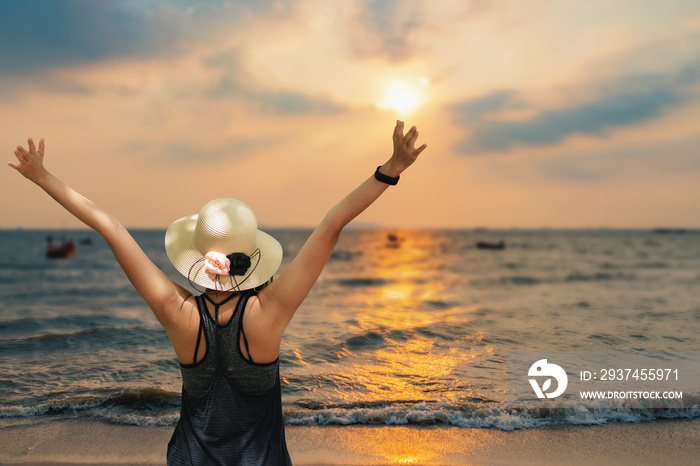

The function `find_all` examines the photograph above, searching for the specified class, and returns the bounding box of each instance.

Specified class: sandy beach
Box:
[0,419,697,465]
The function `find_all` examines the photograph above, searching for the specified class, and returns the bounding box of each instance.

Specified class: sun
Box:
[377,80,423,115]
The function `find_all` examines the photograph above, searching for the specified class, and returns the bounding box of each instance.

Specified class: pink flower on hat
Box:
[204,251,230,276]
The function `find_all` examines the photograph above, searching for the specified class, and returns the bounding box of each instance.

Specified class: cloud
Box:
[451,67,698,154]
[207,77,345,115]
[0,73,94,99]
[258,91,344,115]
[204,48,346,116]
[345,0,419,61]
[163,138,258,161]
[344,0,488,62]
[0,1,290,75]
[533,134,700,181]
[122,135,278,162]
[450,90,521,121]
[0,0,185,74]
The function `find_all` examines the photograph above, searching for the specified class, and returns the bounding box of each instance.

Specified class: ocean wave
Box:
[0,387,180,422]
[422,300,459,310]
[283,397,700,430]
[334,325,450,353]
[0,314,139,337]
[494,272,638,287]
[499,276,542,286]
[344,330,387,349]
[0,324,159,354]
[330,250,362,261]
[2,392,698,430]
[565,272,636,282]
[336,278,392,287]
[634,262,669,269]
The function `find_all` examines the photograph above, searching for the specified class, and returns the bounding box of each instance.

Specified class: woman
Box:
[8,121,427,465]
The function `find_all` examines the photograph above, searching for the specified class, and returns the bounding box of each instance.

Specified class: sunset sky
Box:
[2,0,699,229]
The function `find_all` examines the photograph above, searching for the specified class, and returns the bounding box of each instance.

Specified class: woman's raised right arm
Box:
[8,139,191,327]
[257,121,427,336]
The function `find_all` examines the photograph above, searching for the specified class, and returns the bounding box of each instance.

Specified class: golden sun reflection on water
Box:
[366,338,461,398]
[335,231,489,403]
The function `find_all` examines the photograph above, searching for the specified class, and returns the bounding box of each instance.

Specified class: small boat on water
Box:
[46,236,76,258]
[386,232,402,248]
[476,240,505,250]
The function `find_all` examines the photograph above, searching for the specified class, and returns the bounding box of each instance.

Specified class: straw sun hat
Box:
[165,198,283,291]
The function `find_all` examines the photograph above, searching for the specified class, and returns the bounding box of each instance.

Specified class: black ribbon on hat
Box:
[226,252,251,276]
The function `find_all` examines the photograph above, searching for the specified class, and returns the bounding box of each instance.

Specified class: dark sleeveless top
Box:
[167,290,292,465]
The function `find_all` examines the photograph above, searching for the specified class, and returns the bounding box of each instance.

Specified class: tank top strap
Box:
[191,296,205,365]
[191,295,217,365]
[200,291,239,309]
[197,291,255,365]
[236,292,257,364]
[227,290,258,361]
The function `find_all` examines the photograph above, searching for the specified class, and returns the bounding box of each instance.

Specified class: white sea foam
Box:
[283,398,700,431]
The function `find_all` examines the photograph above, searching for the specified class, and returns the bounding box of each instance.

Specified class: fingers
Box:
[392,121,427,160]
[12,150,27,171]
[38,138,45,156]
[406,127,419,147]
[394,120,405,141]
[8,139,42,173]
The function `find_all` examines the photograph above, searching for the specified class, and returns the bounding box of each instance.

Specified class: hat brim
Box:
[165,214,282,291]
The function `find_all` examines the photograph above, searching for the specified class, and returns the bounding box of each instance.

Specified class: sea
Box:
[1,228,699,431]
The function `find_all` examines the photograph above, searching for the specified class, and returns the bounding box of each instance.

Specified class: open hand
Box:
[387,120,427,175]
[8,138,48,184]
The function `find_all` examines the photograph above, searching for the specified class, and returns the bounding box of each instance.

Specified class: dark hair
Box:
[252,276,273,293]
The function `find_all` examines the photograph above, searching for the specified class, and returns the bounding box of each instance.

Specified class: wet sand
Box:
[0,419,698,465]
